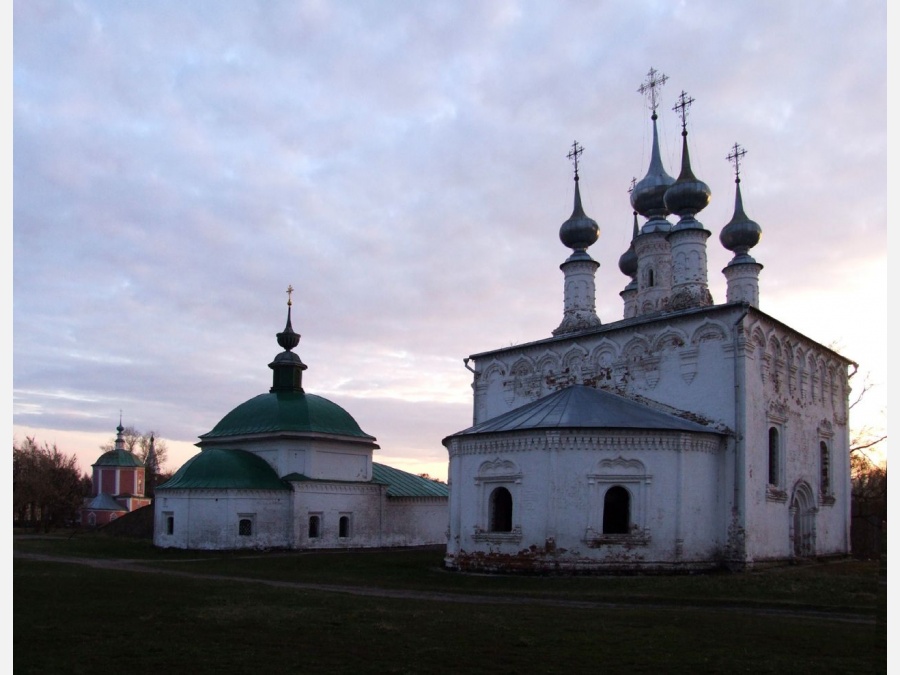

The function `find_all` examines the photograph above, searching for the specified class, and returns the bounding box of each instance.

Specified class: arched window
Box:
[602,486,630,534]
[88,513,96,527]
[768,427,780,486]
[648,268,655,287]
[308,515,320,539]
[339,515,351,538]
[489,487,513,532]
[820,441,830,494]
[238,518,252,536]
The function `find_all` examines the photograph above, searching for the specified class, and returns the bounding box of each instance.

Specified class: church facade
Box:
[81,421,152,527]
[153,296,448,551]
[443,72,853,572]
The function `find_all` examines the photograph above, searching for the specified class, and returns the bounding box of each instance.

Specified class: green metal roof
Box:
[157,448,290,491]
[200,391,375,441]
[93,449,144,468]
[371,462,449,498]
[283,464,448,498]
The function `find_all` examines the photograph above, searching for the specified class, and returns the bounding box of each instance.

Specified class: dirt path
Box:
[15,550,878,625]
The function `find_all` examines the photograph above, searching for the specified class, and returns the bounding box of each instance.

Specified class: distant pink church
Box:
[81,421,152,527]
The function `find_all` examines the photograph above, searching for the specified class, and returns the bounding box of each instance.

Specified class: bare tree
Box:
[848,371,887,558]
[100,426,168,470]
[13,438,86,531]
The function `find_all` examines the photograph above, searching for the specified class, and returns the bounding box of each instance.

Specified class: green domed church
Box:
[153,293,448,550]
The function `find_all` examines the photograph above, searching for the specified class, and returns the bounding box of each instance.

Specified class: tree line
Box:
[13,438,90,530]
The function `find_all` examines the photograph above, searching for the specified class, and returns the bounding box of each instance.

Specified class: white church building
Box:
[153,294,448,551]
[443,72,854,573]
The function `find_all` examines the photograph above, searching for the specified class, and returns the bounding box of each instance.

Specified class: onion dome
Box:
[720,179,762,261]
[720,144,761,262]
[269,286,308,393]
[630,112,675,229]
[559,142,599,252]
[618,211,639,278]
[665,93,710,229]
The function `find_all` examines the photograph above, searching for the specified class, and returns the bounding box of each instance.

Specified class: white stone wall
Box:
[201,436,374,482]
[381,498,449,547]
[446,429,725,571]
[739,315,852,562]
[472,306,741,429]
[153,489,292,550]
[291,482,384,548]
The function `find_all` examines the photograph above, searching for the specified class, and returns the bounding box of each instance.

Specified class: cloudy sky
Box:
[12,1,887,480]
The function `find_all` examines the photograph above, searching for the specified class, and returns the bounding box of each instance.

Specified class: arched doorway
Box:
[790,482,816,557]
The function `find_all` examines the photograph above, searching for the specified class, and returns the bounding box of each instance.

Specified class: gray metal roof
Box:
[444,385,721,442]
[84,493,127,511]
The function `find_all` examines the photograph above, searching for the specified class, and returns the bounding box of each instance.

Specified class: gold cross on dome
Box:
[638,67,668,113]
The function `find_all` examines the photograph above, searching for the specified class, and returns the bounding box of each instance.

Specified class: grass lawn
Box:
[14,533,886,674]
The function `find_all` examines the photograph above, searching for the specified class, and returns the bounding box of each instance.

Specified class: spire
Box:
[269,285,308,393]
[559,141,600,253]
[631,68,675,231]
[720,143,762,261]
[145,434,159,497]
[664,90,711,226]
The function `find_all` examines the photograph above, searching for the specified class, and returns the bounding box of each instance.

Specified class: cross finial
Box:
[566,141,584,180]
[673,90,694,131]
[638,67,668,115]
[286,284,294,307]
[726,143,748,181]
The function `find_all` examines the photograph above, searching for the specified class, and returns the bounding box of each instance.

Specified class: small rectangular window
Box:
[166,515,174,535]
[239,518,253,536]
[308,515,321,539]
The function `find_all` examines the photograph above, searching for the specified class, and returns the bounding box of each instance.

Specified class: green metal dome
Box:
[93,449,144,468]
[200,391,375,441]
[157,448,290,490]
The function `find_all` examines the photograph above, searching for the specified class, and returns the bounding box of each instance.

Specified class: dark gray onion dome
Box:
[269,293,308,393]
[618,211,639,278]
[720,179,762,261]
[665,128,710,228]
[559,178,599,251]
[630,113,675,223]
[276,308,301,351]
